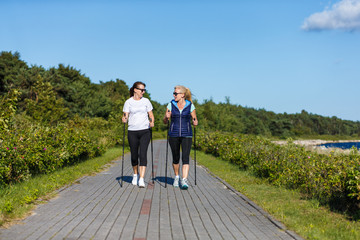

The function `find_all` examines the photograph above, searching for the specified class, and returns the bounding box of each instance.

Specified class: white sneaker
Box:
[173,176,180,187]
[139,178,145,188]
[132,174,138,185]
[181,178,189,190]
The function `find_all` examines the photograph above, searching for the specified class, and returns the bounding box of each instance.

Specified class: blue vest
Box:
[169,100,193,137]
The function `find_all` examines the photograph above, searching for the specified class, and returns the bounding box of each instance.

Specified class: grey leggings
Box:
[128,129,150,167]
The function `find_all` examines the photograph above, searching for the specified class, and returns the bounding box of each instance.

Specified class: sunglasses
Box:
[173,92,183,96]
[136,87,146,92]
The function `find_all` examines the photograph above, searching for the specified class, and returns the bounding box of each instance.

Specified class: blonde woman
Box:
[163,85,198,189]
[123,81,154,188]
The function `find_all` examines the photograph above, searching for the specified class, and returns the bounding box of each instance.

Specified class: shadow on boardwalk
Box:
[0,140,303,240]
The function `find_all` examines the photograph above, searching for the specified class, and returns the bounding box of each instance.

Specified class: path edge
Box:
[197,165,304,240]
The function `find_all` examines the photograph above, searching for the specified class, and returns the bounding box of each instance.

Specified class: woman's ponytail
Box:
[185,88,192,103]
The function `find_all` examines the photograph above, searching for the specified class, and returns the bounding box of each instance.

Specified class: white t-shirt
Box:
[123,97,153,131]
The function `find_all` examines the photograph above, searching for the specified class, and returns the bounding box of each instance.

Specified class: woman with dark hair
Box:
[122,81,154,188]
[163,85,198,189]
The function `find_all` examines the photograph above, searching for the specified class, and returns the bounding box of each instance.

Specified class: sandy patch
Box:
[273,139,360,155]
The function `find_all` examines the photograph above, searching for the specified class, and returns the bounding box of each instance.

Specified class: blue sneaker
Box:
[181,178,189,190]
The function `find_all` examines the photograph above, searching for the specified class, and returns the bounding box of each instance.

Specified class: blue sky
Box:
[2,0,360,121]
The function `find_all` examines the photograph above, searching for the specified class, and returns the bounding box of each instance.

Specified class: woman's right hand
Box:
[122,113,128,123]
[165,109,171,119]
[163,109,171,124]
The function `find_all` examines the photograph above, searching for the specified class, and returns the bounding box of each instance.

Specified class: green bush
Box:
[0,115,126,186]
[196,130,360,212]
[0,89,21,131]
[0,85,126,186]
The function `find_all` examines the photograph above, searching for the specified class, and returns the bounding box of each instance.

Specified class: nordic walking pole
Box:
[121,121,126,188]
[150,120,154,184]
[165,111,170,188]
[193,119,197,185]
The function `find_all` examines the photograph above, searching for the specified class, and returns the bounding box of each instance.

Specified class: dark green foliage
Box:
[1,51,360,139]
[195,99,360,138]
[25,75,69,124]
[151,100,167,132]
[0,51,28,93]
[47,64,102,117]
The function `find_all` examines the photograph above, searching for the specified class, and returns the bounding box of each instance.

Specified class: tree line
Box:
[196,99,360,138]
[1,51,359,138]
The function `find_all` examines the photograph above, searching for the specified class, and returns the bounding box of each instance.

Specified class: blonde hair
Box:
[175,85,192,103]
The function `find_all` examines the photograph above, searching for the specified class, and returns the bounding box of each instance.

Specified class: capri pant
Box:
[128,129,150,167]
[169,137,192,165]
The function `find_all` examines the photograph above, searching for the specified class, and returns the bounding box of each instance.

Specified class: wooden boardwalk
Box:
[0,140,302,240]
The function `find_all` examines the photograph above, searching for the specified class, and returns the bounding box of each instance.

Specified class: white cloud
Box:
[302,0,360,31]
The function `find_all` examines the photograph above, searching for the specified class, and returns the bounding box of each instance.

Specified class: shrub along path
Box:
[0,140,303,240]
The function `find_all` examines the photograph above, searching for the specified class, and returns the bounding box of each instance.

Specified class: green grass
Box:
[152,130,167,139]
[195,150,360,240]
[0,147,125,227]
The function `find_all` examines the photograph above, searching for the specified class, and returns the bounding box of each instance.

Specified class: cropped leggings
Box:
[169,137,192,165]
[128,129,150,167]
